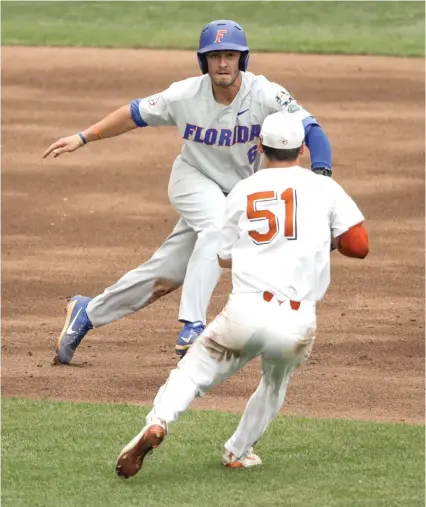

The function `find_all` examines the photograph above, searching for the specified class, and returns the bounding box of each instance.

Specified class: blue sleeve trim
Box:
[302,116,319,130]
[130,99,148,127]
[303,118,332,171]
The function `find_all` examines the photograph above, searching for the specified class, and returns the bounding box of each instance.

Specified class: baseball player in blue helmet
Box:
[44,19,332,367]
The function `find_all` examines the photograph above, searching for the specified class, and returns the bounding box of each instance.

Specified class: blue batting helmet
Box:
[197,20,250,74]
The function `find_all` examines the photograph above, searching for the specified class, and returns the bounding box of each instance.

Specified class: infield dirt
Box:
[2,47,424,423]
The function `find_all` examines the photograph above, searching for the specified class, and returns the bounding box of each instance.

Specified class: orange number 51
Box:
[247,188,297,244]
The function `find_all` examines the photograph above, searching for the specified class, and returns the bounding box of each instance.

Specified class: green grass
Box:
[2,398,424,507]
[1,1,424,56]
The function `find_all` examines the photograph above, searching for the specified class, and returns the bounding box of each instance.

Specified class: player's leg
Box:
[55,218,197,364]
[116,338,253,478]
[87,217,197,326]
[168,158,227,356]
[116,297,257,478]
[147,294,259,425]
[149,336,251,422]
[224,306,316,462]
[223,357,296,466]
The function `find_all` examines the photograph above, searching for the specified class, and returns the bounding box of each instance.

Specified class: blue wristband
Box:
[77,132,87,145]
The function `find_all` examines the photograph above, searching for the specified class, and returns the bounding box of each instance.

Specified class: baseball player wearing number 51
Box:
[43,20,332,364]
[115,113,368,478]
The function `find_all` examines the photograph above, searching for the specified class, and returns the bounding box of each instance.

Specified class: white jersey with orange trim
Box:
[219,166,365,301]
[134,72,312,193]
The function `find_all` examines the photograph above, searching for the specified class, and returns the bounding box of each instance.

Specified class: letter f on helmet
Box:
[214,29,227,43]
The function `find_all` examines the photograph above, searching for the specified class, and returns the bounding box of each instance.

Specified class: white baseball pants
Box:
[146,292,316,458]
[87,157,226,327]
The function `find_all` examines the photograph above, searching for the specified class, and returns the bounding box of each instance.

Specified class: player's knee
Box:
[150,277,181,302]
[293,333,315,366]
[203,335,241,362]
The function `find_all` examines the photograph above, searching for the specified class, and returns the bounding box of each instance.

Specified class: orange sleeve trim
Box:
[338,223,369,259]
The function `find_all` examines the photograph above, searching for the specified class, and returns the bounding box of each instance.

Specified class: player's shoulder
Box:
[247,73,293,107]
[164,75,207,102]
[228,177,248,197]
[306,171,346,197]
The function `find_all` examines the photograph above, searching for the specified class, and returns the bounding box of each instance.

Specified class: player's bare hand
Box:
[43,135,83,159]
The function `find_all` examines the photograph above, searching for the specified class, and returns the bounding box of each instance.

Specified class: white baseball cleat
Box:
[116,423,166,479]
[222,448,262,468]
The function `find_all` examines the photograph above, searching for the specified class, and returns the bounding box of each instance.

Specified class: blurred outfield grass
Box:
[1,1,424,56]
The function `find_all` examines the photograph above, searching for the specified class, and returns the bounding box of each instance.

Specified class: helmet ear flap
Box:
[198,54,208,74]
[239,51,249,71]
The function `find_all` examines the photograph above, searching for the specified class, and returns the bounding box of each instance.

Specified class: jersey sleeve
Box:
[265,81,313,122]
[218,185,245,260]
[330,181,365,238]
[130,89,175,127]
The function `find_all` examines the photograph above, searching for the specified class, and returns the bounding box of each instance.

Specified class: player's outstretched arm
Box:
[43,104,136,159]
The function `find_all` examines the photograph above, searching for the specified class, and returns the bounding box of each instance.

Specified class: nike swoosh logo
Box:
[237,109,249,117]
[66,307,83,335]
[180,335,192,344]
